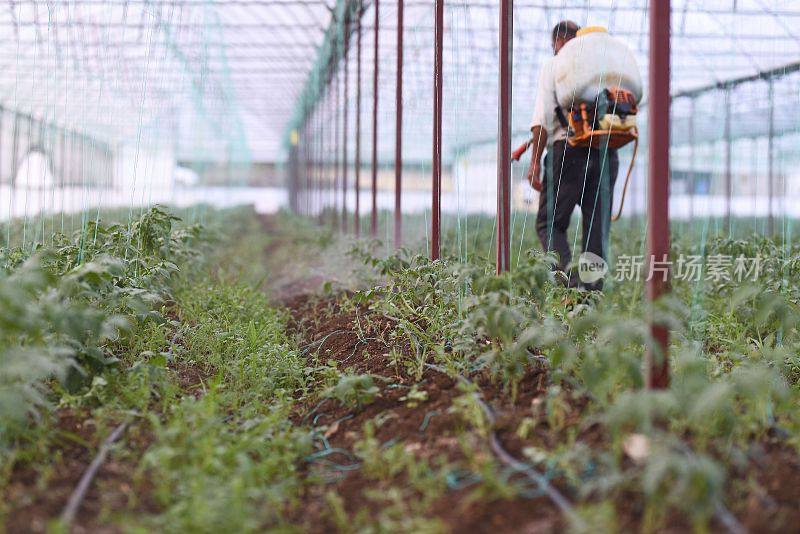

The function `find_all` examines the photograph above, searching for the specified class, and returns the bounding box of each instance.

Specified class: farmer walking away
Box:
[520,20,642,289]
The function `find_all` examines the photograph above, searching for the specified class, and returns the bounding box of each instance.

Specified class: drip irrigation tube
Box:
[60,421,128,527]
[424,362,747,534]
[423,363,583,528]
[59,326,182,526]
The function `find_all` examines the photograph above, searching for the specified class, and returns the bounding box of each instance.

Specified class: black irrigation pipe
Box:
[423,363,583,528]
[426,361,748,534]
[59,323,186,526]
[306,411,361,474]
[60,421,128,526]
[419,410,438,432]
[340,336,388,364]
[299,329,349,354]
[301,397,330,425]
[716,503,748,534]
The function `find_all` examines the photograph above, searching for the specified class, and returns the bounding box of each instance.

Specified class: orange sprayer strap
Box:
[611,129,638,222]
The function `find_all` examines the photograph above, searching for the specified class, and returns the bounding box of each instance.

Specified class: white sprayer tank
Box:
[553,27,642,109]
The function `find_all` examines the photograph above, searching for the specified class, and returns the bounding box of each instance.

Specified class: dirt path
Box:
[283,294,566,533]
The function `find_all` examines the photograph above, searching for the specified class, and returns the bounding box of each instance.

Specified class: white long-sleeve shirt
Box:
[530,57,567,142]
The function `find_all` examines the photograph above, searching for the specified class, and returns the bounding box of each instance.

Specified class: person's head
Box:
[552,20,580,55]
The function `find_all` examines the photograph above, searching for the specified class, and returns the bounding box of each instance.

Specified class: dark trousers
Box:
[535,141,618,285]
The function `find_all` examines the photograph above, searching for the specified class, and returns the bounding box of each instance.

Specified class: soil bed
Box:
[284,293,566,533]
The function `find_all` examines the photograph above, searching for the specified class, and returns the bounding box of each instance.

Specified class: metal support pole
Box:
[334,69,341,231]
[289,141,299,213]
[306,118,311,217]
[316,105,322,219]
[298,126,304,215]
[724,86,732,233]
[305,122,312,216]
[318,90,326,224]
[767,78,775,235]
[319,104,324,219]
[355,4,362,237]
[370,0,379,237]
[394,0,404,248]
[431,0,444,260]
[496,0,512,273]
[302,127,308,215]
[342,28,350,233]
[312,119,316,217]
[330,80,336,226]
[646,0,671,390]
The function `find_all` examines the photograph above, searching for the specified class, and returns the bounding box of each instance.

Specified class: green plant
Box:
[325,373,380,408]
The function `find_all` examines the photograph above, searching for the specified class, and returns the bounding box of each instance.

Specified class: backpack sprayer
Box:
[513,27,641,222]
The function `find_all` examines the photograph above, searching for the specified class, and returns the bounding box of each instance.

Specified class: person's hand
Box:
[527,161,542,192]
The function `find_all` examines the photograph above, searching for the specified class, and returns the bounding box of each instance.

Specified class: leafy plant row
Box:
[0,207,203,441]
[345,229,800,529]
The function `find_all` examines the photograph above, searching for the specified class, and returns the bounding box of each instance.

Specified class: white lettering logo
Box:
[578,251,608,284]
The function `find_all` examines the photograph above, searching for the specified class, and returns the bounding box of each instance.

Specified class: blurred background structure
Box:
[0,0,799,248]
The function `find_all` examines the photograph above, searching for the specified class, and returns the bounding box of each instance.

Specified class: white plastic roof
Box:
[0,0,798,165]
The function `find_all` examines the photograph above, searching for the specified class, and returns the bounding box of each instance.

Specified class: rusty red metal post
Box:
[304,122,310,215]
[354,4,362,237]
[288,143,298,213]
[309,121,314,217]
[370,0,380,237]
[305,121,310,217]
[314,105,321,219]
[394,0,404,248]
[310,122,314,217]
[431,0,444,260]
[342,31,350,233]
[318,89,326,224]
[317,93,328,224]
[496,0,512,273]
[318,104,323,219]
[334,69,341,231]
[327,78,335,227]
[646,0,671,389]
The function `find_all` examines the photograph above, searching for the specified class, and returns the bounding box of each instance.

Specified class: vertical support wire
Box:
[646,0,671,389]
[432,0,444,260]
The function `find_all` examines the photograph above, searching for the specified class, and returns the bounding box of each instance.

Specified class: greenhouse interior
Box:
[2,1,800,532]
